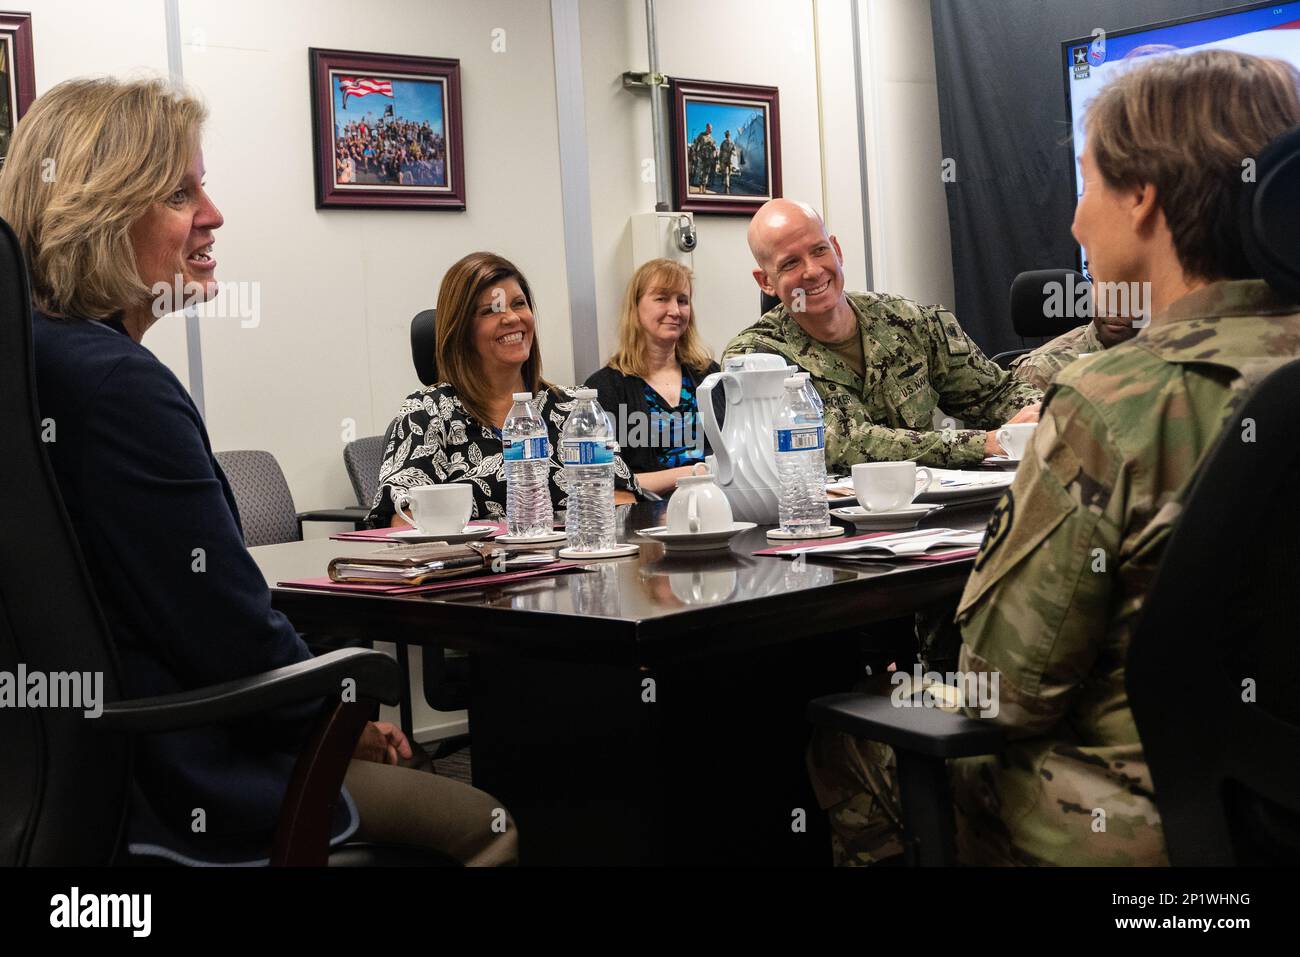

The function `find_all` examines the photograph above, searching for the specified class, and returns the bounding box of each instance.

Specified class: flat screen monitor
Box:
[1063,1,1300,278]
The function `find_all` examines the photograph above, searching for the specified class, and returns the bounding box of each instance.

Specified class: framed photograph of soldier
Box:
[309,47,465,210]
[669,77,781,215]
[0,11,35,169]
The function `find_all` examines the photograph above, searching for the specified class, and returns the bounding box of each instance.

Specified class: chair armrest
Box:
[299,506,369,525]
[807,692,1004,759]
[990,349,1031,371]
[97,647,400,733]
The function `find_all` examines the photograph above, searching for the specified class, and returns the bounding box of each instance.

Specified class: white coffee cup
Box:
[395,484,473,535]
[851,462,933,512]
[995,423,1037,459]
[666,463,733,534]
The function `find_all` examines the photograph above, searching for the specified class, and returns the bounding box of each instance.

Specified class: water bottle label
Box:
[774,426,824,453]
[560,439,615,465]
[503,436,549,461]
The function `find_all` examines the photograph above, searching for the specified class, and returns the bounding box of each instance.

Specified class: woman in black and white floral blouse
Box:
[369,252,641,526]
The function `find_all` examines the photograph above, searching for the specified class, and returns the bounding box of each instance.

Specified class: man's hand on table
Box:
[984,403,1041,457]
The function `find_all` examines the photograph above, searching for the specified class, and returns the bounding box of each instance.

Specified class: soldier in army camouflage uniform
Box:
[1010,308,1137,392]
[808,48,1300,866]
[725,198,1042,473]
[690,123,717,194]
[717,130,737,194]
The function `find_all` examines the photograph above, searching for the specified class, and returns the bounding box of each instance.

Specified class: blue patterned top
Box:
[642,380,706,469]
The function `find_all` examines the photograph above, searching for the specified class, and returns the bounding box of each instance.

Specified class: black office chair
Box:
[214,449,365,545]
[0,215,433,866]
[411,308,438,386]
[1129,125,1300,866]
[1128,359,1300,865]
[988,349,1027,370]
[987,348,1019,369]
[990,269,1092,368]
[1240,123,1300,303]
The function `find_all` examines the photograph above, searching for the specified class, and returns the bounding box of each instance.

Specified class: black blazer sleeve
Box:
[84,352,314,692]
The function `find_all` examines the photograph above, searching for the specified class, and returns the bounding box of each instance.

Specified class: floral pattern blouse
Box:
[368,384,642,525]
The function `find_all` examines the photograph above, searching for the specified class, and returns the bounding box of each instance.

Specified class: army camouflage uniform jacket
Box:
[1009,321,1104,392]
[954,279,1300,865]
[723,292,1042,471]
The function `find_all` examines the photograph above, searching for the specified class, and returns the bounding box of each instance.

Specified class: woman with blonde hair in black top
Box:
[585,258,723,496]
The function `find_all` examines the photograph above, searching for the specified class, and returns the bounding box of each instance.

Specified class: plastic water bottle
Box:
[560,388,617,551]
[774,375,831,535]
[795,371,824,415]
[503,391,553,538]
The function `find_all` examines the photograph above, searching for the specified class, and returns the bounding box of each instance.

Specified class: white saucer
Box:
[765,525,847,541]
[830,503,944,531]
[638,522,757,553]
[982,455,1022,468]
[496,530,568,545]
[558,543,641,560]
[390,524,498,544]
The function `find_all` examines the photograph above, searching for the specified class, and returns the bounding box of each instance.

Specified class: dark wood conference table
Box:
[251,500,994,866]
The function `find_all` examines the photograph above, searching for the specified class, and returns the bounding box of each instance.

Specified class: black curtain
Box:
[929,0,1250,353]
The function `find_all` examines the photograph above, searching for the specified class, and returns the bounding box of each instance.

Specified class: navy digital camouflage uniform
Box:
[808,279,1300,865]
[723,292,1042,472]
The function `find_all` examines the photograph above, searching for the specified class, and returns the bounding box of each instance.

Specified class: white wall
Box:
[858,0,955,310]
[814,0,870,296]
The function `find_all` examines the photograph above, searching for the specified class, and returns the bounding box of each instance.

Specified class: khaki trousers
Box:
[343,759,519,866]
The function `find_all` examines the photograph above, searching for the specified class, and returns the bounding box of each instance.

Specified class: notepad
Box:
[327,541,494,584]
[757,527,984,562]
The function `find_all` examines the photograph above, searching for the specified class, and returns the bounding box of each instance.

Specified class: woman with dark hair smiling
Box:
[370,251,640,526]
[0,76,516,866]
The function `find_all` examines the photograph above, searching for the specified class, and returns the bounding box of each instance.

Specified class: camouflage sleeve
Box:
[722,329,764,359]
[822,409,988,471]
[924,306,1042,428]
[953,384,1124,737]
[1008,352,1054,393]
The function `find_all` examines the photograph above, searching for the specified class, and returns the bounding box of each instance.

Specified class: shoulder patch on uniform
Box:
[939,313,972,356]
[972,489,1013,572]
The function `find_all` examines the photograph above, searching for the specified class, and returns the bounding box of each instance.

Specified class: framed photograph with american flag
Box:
[309,47,465,210]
